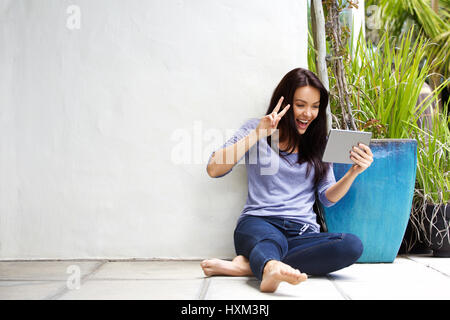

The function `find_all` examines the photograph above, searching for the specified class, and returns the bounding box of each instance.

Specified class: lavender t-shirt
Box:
[207,118,337,232]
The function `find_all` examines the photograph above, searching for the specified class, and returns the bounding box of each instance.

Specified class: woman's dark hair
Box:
[265,67,329,188]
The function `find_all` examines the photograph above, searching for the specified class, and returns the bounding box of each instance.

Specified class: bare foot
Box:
[260,260,307,293]
[201,255,253,277]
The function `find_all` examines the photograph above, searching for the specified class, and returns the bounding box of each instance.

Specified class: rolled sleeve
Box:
[317,163,337,207]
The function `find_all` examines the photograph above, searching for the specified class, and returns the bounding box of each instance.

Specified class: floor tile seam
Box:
[0,261,110,293]
[0,280,68,288]
[405,256,450,278]
[325,275,352,300]
[198,278,211,300]
[80,260,109,281]
[44,260,108,300]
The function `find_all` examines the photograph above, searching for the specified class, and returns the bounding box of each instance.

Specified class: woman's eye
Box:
[296,105,304,108]
[313,105,320,108]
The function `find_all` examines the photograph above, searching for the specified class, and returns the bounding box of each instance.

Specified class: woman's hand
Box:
[325,143,374,203]
[256,96,290,138]
[349,143,374,175]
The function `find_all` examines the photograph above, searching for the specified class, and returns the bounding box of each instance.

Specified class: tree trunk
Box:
[325,0,357,131]
[312,0,332,133]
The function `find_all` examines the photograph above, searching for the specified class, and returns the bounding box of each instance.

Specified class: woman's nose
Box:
[303,107,312,117]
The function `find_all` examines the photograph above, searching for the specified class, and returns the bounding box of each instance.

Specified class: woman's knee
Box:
[283,232,362,275]
[234,218,288,257]
[235,230,288,258]
[341,233,363,262]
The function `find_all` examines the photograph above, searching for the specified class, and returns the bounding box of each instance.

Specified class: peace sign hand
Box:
[256,96,291,138]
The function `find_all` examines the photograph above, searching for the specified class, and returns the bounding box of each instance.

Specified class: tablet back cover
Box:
[322,129,372,164]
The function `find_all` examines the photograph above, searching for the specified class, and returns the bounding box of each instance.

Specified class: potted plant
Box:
[365,0,450,256]
[406,108,450,257]
[314,0,445,262]
[309,1,447,262]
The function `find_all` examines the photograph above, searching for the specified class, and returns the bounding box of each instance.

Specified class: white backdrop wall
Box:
[0,0,308,259]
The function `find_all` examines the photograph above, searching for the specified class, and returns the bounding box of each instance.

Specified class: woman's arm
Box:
[207,129,261,178]
[324,169,359,203]
[324,143,374,203]
[207,97,291,178]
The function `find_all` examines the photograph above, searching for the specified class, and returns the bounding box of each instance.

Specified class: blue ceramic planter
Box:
[322,139,418,263]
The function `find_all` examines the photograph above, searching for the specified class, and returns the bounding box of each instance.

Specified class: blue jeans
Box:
[234,215,363,280]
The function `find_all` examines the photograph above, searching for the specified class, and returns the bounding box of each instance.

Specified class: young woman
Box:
[203,68,373,293]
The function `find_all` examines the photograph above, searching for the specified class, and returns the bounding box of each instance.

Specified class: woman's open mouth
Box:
[296,119,309,130]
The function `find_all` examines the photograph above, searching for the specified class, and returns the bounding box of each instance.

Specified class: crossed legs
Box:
[201,255,252,277]
[201,255,307,293]
[201,216,308,292]
[201,216,363,293]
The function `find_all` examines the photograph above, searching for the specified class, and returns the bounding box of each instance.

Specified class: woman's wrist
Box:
[252,128,266,140]
[325,169,358,203]
[347,167,360,179]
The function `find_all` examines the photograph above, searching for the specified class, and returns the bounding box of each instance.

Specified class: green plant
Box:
[345,26,447,139]
[375,0,450,111]
[405,105,450,247]
[307,31,317,74]
[409,112,449,205]
[377,0,450,79]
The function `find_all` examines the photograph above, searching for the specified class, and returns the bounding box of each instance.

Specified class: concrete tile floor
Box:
[0,254,449,300]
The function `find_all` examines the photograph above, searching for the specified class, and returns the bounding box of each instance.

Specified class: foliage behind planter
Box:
[407,108,449,250]
[341,27,445,139]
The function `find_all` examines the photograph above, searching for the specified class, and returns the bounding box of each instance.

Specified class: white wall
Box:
[0,0,308,259]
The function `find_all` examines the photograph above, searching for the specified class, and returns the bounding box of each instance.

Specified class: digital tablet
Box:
[322,129,372,164]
